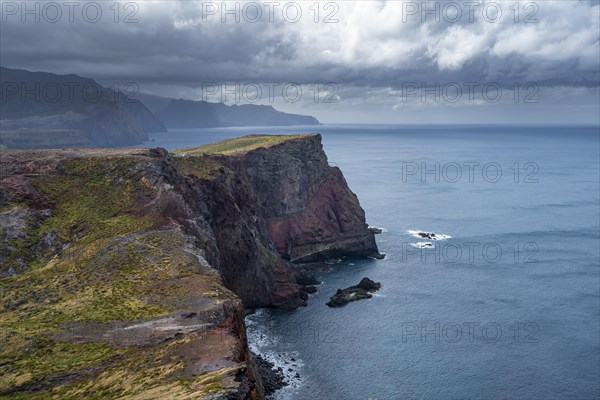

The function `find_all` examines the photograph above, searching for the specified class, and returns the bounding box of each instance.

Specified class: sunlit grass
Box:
[174,134,312,155]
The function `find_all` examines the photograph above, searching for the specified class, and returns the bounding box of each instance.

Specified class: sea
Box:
[139,124,600,400]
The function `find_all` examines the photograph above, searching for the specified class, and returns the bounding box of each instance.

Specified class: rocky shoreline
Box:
[0,134,381,399]
[252,353,287,396]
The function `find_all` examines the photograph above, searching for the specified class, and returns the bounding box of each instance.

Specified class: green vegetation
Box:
[174,134,310,155]
[31,157,152,245]
[0,341,120,397]
[0,332,236,399]
[2,156,155,277]
[0,155,237,398]
[173,155,222,179]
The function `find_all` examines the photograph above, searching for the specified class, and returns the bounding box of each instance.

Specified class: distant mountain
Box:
[0,67,320,148]
[135,93,320,129]
[215,103,320,127]
[157,99,220,128]
[0,67,166,148]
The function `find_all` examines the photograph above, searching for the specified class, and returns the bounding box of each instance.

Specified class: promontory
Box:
[0,134,380,399]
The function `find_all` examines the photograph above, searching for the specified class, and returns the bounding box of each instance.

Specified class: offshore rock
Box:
[326,278,382,307]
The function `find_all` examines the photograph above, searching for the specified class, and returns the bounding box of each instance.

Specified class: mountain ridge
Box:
[0,66,166,148]
[0,67,320,149]
[139,93,320,129]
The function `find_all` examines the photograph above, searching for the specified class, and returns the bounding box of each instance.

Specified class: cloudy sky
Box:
[1,0,599,124]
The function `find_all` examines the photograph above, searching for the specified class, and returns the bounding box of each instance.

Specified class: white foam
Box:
[407,230,452,241]
[410,242,434,249]
[370,226,388,232]
[368,253,386,260]
[245,311,305,399]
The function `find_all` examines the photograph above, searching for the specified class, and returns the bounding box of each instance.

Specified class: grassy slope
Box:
[0,155,244,399]
[174,134,312,155]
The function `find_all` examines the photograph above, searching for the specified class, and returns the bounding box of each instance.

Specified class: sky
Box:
[1,0,599,124]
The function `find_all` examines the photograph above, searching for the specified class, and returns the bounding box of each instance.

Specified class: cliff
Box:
[0,134,380,398]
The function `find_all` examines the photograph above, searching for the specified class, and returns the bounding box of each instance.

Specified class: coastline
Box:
[0,134,380,398]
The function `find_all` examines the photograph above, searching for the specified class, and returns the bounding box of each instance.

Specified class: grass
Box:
[0,226,230,397]
[0,232,183,395]
[1,157,184,395]
[172,155,222,179]
[0,341,119,394]
[0,152,248,398]
[2,156,154,277]
[174,134,312,155]
[31,156,154,245]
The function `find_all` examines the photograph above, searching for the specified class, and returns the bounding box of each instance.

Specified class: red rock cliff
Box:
[177,134,381,308]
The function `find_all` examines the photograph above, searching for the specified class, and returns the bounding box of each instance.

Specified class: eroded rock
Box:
[326,278,382,307]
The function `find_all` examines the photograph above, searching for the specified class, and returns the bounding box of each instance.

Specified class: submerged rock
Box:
[368,226,383,234]
[304,285,318,294]
[299,290,309,301]
[326,277,382,307]
[409,230,451,241]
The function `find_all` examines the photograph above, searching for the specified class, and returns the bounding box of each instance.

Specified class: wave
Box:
[410,242,434,249]
[245,311,304,399]
[407,230,452,241]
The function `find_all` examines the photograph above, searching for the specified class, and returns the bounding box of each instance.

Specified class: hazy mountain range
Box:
[136,93,320,129]
[0,67,319,148]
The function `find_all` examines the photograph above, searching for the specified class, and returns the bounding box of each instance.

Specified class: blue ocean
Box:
[142,125,600,400]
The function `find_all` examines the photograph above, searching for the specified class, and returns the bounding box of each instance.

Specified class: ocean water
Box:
[142,125,600,400]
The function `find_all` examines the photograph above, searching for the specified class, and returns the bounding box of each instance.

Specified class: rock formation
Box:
[0,134,380,398]
[326,278,382,307]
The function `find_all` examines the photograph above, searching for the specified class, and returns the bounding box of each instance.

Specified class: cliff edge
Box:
[175,134,381,308]
[0,134,380,398]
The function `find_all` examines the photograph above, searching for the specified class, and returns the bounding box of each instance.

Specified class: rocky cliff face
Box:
[0,134,380,398]
[174,134,381,308]
[231,135,379,263]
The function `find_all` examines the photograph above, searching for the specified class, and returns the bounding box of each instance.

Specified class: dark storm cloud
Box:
[1,1,598,98]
